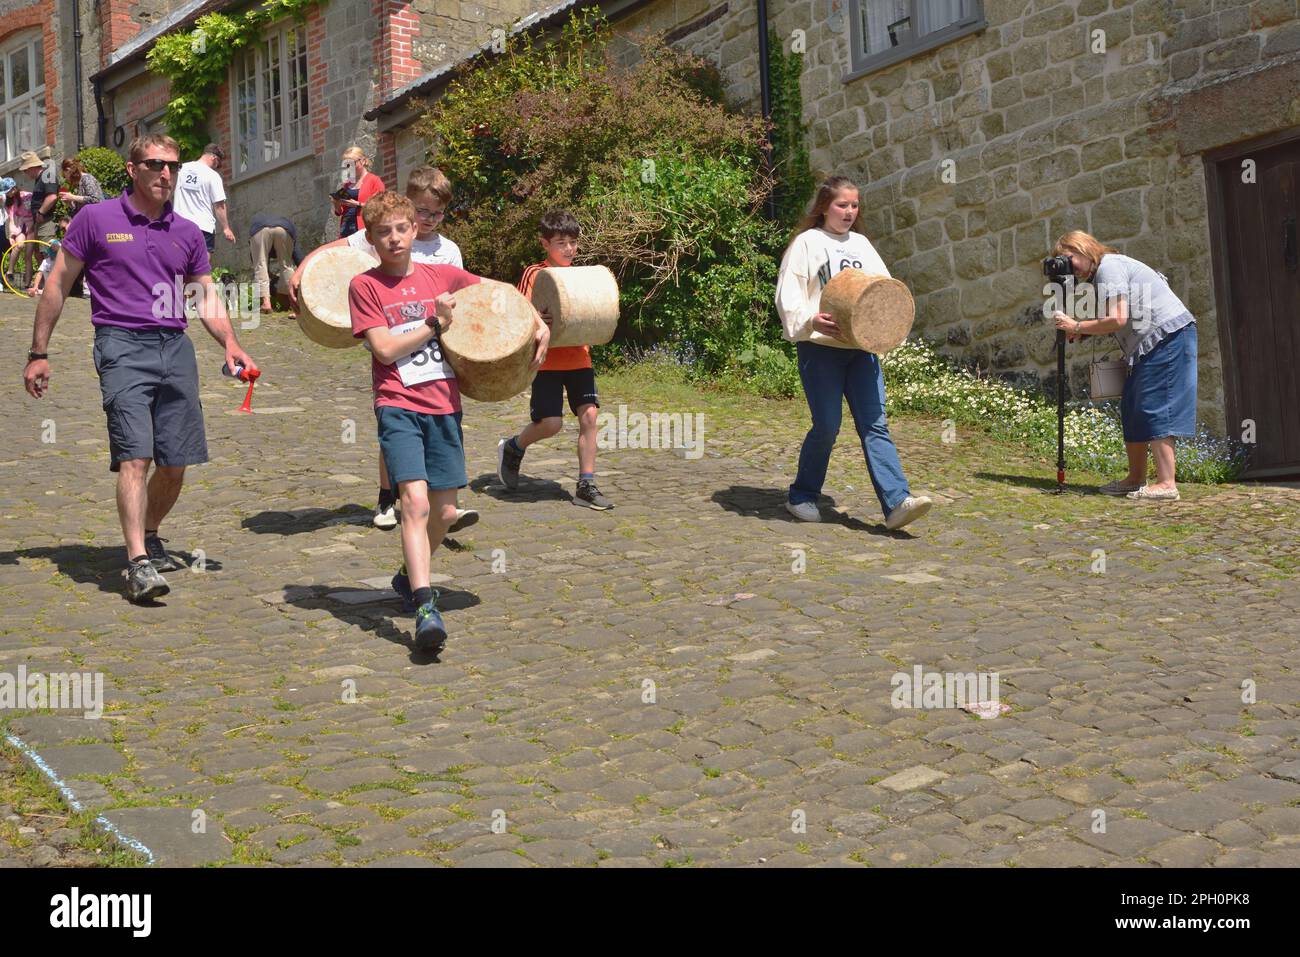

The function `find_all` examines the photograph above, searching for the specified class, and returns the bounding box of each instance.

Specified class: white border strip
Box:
[4,732,156,865]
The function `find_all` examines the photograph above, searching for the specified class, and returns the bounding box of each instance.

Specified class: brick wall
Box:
[96,0,186,66]
[618,0,1300,432]
[380,0,426,93]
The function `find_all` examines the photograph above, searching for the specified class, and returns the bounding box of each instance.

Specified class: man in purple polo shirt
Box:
[23,134,257,604]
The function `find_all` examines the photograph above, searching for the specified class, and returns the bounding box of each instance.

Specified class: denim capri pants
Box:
[1120,322,1197,443]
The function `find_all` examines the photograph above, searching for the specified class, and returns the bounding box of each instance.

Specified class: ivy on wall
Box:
[145,0,323,159]
[767,29,815,229]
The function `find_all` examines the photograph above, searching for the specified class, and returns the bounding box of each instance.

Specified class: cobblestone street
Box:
[2,297,1298,867]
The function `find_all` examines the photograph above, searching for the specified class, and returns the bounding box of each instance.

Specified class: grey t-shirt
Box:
[1092,254,1193,361]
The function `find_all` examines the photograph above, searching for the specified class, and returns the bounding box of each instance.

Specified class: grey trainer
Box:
[124,560,170,603]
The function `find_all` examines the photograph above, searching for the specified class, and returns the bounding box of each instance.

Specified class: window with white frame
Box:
[850,0,985,76]
[0,32,46,164]
[231,21,310,176]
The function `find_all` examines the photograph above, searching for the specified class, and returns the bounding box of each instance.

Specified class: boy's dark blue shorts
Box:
[530,368,599,422]
[376,406,467,490]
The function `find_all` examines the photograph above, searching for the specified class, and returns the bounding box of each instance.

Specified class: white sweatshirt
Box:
[775,227,891,349]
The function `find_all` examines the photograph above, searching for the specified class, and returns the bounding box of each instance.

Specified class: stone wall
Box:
[409,0,542,70]
[614,0,1300,432]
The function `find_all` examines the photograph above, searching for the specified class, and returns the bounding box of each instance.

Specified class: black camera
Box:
[331,186,353,201]
[1042,255,1073,279]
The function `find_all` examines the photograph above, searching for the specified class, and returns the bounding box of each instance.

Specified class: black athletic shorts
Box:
[529,367,599,422]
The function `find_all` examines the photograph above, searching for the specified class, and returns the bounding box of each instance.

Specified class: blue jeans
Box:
[790,341,910,516]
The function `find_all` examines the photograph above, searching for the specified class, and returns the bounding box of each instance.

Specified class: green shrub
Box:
[416,9,782,371]
[76,147,129,197]
[735,342,801,398]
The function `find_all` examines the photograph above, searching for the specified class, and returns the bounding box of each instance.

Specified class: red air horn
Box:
[222,362,262,413]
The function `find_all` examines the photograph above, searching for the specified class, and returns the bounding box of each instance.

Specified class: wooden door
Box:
[1208,133,1300,478]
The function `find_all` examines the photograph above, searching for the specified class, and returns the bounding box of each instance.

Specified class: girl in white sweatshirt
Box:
[774,176,932,531]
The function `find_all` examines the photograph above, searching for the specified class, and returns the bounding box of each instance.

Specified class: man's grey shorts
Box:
[93,326,208,472]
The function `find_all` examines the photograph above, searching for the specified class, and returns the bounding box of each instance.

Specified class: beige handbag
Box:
[1088,337,1128,401]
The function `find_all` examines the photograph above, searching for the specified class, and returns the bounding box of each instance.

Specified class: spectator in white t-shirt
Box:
[172,143,235,253]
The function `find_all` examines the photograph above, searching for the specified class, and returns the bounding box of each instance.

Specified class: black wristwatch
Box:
[27,351,48,362]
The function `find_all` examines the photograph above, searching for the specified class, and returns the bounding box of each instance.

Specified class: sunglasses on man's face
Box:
[138,159,182,174]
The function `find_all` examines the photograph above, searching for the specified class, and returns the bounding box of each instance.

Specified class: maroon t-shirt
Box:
[348,262,481,415]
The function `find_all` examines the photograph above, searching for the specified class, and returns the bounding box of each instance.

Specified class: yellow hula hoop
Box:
[2,238,54,297]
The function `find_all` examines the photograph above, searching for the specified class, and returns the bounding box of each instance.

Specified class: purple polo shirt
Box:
[61,189,211,330]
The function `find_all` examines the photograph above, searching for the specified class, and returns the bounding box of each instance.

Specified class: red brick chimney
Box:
[99,0,145,68]
[378,0,423,95]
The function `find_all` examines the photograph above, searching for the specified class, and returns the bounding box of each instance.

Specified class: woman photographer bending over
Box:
[1051,230,1197,502]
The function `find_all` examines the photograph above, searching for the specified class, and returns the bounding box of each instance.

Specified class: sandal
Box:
[1126,485,1180,502]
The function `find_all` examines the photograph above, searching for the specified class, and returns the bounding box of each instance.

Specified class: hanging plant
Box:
[767,29,814,229]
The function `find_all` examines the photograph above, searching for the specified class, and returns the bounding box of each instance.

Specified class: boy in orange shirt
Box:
[497,210,612,509]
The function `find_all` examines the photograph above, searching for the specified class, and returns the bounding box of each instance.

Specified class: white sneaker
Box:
[448,508,479,533]
[885,495,933,530]
[373,504,398,529]
[785,500,821,523]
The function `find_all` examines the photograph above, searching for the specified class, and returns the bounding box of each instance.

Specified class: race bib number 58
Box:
[390,318,455,387]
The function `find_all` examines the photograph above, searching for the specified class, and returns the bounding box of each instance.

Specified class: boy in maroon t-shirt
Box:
[348,191,480,654]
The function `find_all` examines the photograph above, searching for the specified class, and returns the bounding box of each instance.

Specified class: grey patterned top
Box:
[1092,253,1194,363]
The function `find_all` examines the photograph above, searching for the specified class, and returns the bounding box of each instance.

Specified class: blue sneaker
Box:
[414,598,447,654]
[391,569,415,612]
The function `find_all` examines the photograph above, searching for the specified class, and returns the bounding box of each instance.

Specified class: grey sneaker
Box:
[573,480,613,510]
[124,559,169,603]
[497,438,523,490]
[144,534,179,572]
[448,508,479,534]
[885,495,933,530]
[1098,479,1143,496]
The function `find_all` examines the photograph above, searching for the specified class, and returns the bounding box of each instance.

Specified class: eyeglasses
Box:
[414,207,446,221]
[138,159,182,174]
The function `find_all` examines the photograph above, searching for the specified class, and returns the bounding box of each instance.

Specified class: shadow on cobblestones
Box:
[281,582,481,661]
[974,471,1100,494]
[241,505,373,536]
[468,472,571,503]
[0,543,222,597]
[709,485,904,536]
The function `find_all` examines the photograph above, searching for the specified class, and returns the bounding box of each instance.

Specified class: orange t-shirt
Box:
[518,261,592,372]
